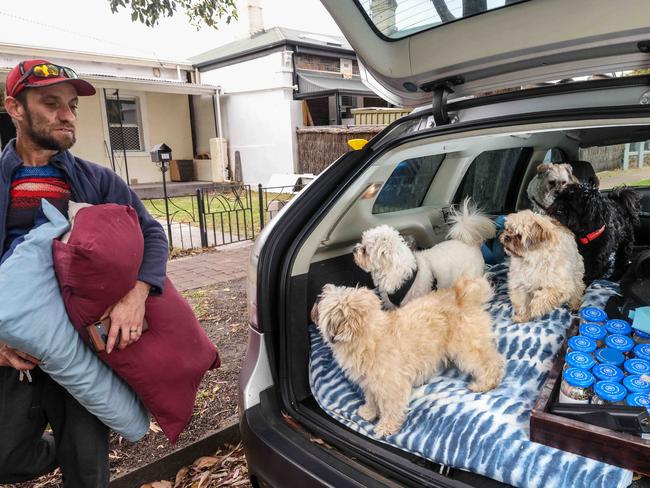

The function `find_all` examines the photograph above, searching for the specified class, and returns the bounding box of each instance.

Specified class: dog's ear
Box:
[587,174,600,189]
[330,305,363,343]
[528,215,558,246]
[368,234,397,271]
[536,163,554,175]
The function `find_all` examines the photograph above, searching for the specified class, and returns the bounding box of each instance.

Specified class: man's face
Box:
[15,83,79,151]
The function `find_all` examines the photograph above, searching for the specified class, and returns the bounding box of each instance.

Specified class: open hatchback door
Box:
[321,0,650,107]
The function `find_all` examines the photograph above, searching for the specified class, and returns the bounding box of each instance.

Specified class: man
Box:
[0,60,168,486]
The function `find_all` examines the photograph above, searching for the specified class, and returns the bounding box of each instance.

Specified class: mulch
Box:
[7,277,251,488]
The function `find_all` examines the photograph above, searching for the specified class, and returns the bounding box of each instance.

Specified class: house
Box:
[191,26,388,185]
[0,43,223,185]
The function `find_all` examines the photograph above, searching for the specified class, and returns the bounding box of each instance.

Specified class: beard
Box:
[23,109,76,151]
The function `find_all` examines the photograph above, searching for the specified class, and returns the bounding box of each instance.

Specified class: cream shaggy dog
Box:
[500,210,585,323]
[526,163,577,214]
[311,276,505,437]
[353,198,496,308]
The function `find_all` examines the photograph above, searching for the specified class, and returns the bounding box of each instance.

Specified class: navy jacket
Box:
[0,140,168,293]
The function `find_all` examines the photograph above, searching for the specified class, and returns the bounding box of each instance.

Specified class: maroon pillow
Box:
[53,204,219,443]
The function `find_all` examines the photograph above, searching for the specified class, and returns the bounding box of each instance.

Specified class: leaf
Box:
[109,0,238,30]
[149,421,163,433]
[196,471,210,488]
[174,466,189,487]
[193,455,219,469]
[140,482,172,488]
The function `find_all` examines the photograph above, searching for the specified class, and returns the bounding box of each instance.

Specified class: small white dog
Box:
[526,163,577,214]
[353,198,496,308]
[311,276,505,437]
[500,210,585,323]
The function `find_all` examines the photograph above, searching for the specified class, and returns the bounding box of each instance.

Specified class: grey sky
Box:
[0,0,343,62]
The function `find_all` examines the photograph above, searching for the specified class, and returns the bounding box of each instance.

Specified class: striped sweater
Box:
[4,164,70,256]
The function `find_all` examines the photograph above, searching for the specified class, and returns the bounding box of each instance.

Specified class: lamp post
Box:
[150,143,173,249]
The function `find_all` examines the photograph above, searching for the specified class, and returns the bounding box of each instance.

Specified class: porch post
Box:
[335,92,341,125]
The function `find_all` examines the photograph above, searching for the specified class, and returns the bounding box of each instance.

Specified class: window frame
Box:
[100,89,150,156]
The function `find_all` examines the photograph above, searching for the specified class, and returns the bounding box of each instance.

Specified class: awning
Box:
[296,70,373,98]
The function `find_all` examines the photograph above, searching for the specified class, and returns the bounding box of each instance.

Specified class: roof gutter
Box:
[0,42,193,69]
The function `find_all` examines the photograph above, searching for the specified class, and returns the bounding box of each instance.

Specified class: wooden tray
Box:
[530,322,650,475]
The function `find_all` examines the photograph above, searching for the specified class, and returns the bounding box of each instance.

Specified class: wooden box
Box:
[530,322,650,475]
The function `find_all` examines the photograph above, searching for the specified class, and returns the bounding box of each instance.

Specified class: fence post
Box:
[248,185,255,239]
[623,143,630,170]
[258,184,265,230]
[640,141,646,168]
[197,189,208,248]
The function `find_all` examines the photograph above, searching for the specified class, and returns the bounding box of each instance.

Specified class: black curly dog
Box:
[548,184,641,284]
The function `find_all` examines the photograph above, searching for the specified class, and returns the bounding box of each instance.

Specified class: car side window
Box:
[543,147,566,163]
[455,148,529,214]
[373,154,445,214]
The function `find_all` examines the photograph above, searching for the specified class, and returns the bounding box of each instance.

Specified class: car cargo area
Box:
[279,119,650,488]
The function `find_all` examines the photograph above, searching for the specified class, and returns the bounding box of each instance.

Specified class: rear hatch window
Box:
[356,0,529,39]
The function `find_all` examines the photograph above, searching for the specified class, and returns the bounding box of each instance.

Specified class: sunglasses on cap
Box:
[16,62,79,87]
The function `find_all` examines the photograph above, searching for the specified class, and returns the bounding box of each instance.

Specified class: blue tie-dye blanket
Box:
[308,264,633,488]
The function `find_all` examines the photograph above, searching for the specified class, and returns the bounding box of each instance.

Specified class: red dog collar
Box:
[579,225,605,245]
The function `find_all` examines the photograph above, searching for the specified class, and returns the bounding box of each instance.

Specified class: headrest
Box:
[568,160,599,188]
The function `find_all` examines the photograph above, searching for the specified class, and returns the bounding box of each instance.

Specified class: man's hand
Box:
[0,342,39,370]
[106,280,150,354]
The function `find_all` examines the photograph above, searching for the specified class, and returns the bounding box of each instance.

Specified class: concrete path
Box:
[167,241,253,292]
[598,166,650,189]
[156,219,244,250]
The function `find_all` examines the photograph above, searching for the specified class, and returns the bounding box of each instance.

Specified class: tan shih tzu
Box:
[311,276,505,438]
[500,210,585,323]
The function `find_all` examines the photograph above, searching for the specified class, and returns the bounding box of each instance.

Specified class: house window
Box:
[106,96,144,151]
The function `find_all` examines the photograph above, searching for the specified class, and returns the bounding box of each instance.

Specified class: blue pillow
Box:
[0,200,148,442]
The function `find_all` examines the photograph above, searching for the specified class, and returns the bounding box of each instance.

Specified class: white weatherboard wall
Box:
[73,90,194,184]
[200,50,300,185]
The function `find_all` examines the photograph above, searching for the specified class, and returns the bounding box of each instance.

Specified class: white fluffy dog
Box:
[311,276,505,437]
[353,198,496,308]
[500,210,585,323]
[526,163,577,214]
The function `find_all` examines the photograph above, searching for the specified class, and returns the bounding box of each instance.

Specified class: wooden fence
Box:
[296,125,383,175]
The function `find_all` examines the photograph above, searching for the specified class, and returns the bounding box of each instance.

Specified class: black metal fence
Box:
[141,183,305,250]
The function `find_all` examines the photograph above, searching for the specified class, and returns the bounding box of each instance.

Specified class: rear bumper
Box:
[240,389,391,488]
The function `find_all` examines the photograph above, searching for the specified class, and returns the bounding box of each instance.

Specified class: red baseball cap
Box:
[6,59,96,98]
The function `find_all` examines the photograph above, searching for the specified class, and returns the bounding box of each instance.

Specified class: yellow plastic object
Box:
[347,138,368,150]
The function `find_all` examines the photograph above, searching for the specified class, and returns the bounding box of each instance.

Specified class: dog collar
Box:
[386,267,418,308]
[579,225,606,245]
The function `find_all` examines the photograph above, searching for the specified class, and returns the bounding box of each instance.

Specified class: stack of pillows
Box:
[0,200,220,443]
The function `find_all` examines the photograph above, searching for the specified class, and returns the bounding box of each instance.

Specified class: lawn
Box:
[142,189,294,237]
[632,178,650,187]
